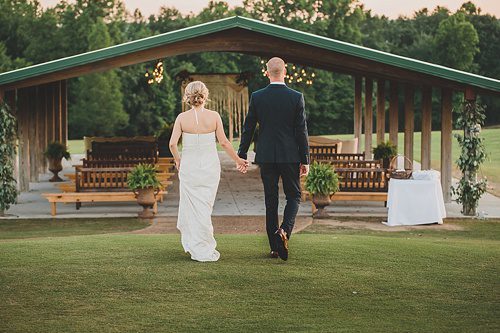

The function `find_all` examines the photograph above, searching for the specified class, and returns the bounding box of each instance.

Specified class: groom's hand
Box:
[236,158,249,174]
[300,164,309,177]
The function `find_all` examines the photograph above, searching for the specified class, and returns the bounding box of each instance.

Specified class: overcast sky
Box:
[38,0,500,18]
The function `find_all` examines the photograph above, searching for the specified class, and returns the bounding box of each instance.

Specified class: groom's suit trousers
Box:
[260,163,301,251]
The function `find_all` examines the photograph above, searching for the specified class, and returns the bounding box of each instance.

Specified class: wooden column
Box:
[404,85,414,169]
[376,79,386,144]
[354,76,362,153]
[421,87,432,170]
[61,80,68,145]
[364,78,373,159]
[28,87,38,182]
[37,85,47,174]
[0,89,4,101]
[389,81,399,146]
[441,88,453,203]
[47,83,55,143]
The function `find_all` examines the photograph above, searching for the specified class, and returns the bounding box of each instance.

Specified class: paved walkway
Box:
[3,152,500,219]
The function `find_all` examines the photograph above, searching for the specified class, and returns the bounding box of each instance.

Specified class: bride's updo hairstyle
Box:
[183,81,209,107]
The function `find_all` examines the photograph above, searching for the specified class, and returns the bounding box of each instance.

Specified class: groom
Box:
[238,57,310,261]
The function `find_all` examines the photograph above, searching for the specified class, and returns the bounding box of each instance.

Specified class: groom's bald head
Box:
[266,57,286,81]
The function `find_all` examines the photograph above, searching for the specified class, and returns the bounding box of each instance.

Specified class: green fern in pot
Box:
[305,161,339,218]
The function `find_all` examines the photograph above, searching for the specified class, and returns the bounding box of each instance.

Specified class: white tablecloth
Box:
[386,179,446,226]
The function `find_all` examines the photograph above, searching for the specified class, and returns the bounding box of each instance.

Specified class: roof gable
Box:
[0,16,499,93]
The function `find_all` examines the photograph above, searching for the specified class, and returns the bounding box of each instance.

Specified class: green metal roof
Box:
[1,15,499,93]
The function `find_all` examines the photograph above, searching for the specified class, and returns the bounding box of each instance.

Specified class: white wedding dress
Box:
[177,120,221,262]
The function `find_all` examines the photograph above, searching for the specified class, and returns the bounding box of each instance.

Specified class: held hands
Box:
[175,158,181,171]
[236,158,250,174]
[300,164,309,177]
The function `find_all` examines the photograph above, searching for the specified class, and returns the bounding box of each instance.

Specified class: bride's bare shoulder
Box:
[206,109,220,118]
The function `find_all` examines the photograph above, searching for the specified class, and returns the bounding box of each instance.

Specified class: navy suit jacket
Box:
[238,84,310,164]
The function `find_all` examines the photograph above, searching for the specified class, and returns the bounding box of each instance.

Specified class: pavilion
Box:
[0,16,499,202]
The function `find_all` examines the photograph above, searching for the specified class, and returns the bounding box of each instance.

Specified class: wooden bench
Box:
[301,166,389,209]
[44,166,171,215]
[43,191,166,216]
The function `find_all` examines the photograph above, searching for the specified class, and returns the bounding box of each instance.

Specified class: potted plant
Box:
[44,142,71,182]
[373,141,397,169]
[305,161,340,218]
[156,123,174,157]
[127,163,162,219]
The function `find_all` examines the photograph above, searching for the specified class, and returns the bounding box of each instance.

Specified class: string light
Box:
[145,60,164,85]
[260,58,315,86]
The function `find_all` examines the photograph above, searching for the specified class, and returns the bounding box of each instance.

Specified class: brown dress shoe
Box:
[274,228,289,261]
[270,251,279,258]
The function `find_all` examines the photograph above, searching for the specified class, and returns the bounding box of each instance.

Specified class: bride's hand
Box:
[236,158,249,174]
[175,158,181,171]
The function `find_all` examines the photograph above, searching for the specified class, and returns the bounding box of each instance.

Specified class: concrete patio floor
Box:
[2,152,500,219]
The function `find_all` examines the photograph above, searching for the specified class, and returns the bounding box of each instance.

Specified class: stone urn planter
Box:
[312,194,331,219]
[44,142,70,182]
[48,157,64,182]
[127,163,162,220]
[305,161,339,219]
[134,187,159,219]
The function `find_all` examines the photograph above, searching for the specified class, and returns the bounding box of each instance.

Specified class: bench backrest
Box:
[82,159,157,168]
[316,159,382,169]
[310,145,339,161]
[76,167,132,192]
[334,153,365,161]
[88,141,158,162]
[335,167,388,192]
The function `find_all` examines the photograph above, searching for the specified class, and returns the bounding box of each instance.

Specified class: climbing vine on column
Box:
[452,100,487,216]
[0,100,18,215]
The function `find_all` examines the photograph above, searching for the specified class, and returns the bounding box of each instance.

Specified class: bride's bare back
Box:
[178,108,218,134]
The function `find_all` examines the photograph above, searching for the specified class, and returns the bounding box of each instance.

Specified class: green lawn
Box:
[1,219,499,332]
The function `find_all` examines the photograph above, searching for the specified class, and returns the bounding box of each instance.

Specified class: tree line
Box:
[0,0,499,139]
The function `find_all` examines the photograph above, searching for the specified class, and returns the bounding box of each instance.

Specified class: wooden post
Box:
[376,79,386,144]
[364,78,373,159]
[354,76,362,153]
[441,88,453,203]
[0,89,4,101]
[389,81,399,146]
[28,87,38,182]
[61,80,68,145]
[421,87,432,170]
[404,85,414,169]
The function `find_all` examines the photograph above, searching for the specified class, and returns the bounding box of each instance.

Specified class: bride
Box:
[169,81,248,262]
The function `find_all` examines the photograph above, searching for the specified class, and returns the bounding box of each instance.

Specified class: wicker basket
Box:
[388,155,413,179]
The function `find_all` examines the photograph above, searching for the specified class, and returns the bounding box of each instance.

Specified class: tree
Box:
[69,18,128,138]
[434,12,479,71]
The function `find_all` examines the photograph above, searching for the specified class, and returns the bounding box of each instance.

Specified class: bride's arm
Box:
[215,113,248,172]
[169,116,183,170]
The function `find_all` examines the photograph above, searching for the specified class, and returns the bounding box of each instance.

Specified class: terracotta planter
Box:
[48,157,63,182]
[135,187,158,219]
[312,194,331,219]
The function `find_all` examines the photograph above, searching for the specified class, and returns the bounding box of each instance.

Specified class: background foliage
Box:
[0,0,499,138]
